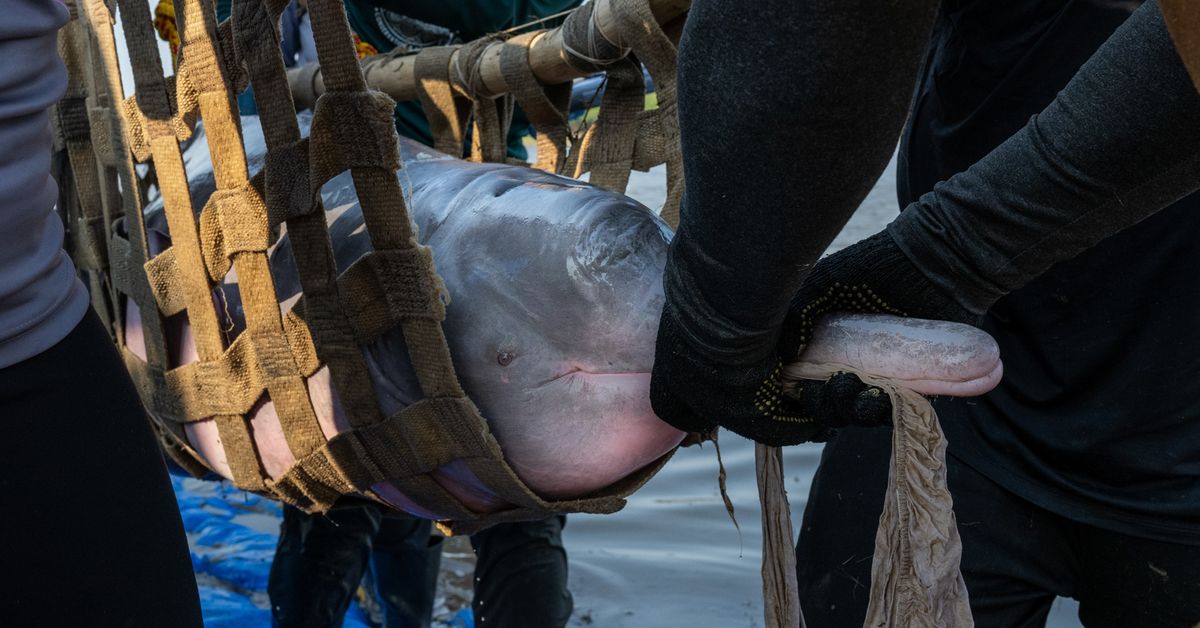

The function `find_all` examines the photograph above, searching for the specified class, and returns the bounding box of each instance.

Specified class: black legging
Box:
[0,310,201,626]
[270,503,572,628]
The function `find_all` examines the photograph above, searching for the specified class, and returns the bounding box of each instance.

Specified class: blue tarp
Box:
[172,474,402,627]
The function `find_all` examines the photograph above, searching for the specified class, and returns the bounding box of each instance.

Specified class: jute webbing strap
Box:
[562,0,684,224]
[64,0,678,531]
[608,0,684,225]
[779,363,974,628]
[228,0,390,504]
[559,1,640,194]
[499,32,572,174]
[560,2,630,75]
[452,37,513,164]
[566,57,643,194]
[227,0,383,441]
[74,0,210,468]
[556,0,685,226]
[414,46,471,157]
[136,0,269,489]
[76,1,166,371]
[55,9,117,333]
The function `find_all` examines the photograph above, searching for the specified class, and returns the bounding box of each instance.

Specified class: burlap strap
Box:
[560,2,630,75]
[414,46,471,157]
[125,0,272,489]
[566,57,643,194]
[500,32,572,173]
[453,37,513,164]
[609,0,684,225]
[251,0,497,518]
[54,11,112,313]
[234,0,383,451]
[68,0,681,532]
[78,0,182,458]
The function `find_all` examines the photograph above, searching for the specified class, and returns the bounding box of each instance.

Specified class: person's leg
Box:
[946,459,1077,627]
[796,426,1077,627]
[1074,525,1200,628]
[0,310,202,626]
[370,512,443,628]
[795,427,893,625]
[268,501,382,628]
[469,515,572,627]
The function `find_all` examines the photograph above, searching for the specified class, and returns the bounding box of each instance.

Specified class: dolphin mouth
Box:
[539,368,651,387]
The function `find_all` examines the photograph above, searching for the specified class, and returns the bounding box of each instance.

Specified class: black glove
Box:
[651,311,894,446]
[779,229,979,356]
[651,228,976,446]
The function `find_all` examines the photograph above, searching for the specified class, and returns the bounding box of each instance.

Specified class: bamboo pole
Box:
[288,0,690,110]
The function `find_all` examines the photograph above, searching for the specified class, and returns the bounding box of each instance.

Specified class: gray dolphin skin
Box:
[133,113,685,518]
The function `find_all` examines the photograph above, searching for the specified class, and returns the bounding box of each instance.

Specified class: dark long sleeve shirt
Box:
[663,0,941,363]
[901,0,1200,543]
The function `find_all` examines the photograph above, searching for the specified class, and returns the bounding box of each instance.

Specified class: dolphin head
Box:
[326,155,684,512]
[421,170,683,500]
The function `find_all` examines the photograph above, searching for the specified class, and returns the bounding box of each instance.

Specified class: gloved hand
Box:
[651,228,978,446]
[778,229,980,357]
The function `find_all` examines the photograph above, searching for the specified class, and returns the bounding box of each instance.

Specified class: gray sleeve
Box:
[0,0,88,368]
[889,0,1200,316]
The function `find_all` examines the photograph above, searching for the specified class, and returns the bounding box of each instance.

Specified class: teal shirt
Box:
[349,0,579,42]
[217,0,579,157]
[346,0,579,158]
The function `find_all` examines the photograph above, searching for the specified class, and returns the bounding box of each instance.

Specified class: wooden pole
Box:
[288,0,689,109]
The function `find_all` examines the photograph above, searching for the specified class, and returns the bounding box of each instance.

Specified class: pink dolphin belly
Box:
[125,303,998,520]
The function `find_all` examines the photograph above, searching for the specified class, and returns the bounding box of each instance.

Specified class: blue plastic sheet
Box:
[172,476,377,627]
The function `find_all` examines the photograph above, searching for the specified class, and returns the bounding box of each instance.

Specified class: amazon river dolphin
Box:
[125,114,1002,519]
[126,113,685,518]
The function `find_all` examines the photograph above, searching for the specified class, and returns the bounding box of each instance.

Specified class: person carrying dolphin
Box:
[793,2,1200,625]
[651,0,1200,624]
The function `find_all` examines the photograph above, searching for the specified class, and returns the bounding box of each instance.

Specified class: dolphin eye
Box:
[497,351,515,367]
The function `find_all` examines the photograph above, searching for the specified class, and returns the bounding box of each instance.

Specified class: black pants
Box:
[0,310,202,626]
[269,502,441,627]
[796,427,1200,628]
[270,503,572,628]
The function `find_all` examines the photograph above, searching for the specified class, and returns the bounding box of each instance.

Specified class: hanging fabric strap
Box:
[453,36,513,164]
[608,0,684,225]
[499,32,572,173]
[778,362,974,628]
[414,46,471,157]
